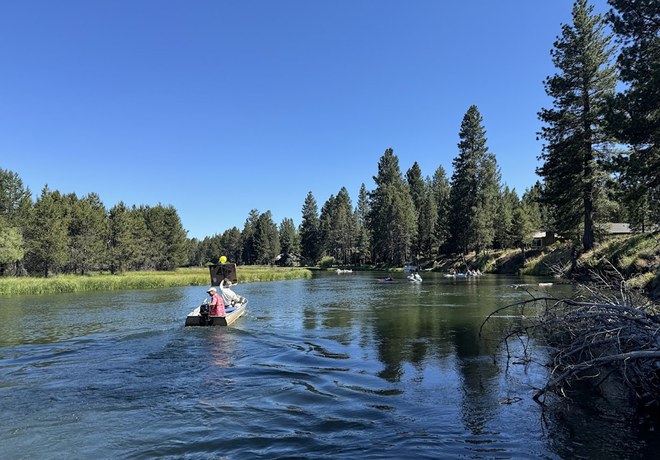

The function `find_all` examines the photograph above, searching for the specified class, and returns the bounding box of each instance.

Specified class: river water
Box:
[0,272,658,459]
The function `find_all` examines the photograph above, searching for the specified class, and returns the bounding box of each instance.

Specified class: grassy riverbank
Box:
[0,266,313,296]
[441,233,659,298]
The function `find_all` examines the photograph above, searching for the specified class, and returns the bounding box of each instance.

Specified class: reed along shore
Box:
[0,266,313,296]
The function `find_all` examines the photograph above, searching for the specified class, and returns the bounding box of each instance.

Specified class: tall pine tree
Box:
[538,0,617,250]
[355,184,372,265]
[607,0,660,228]
[300,192,322,265]
[254,211,279,264]
[418,178,438,261]
[279,218,300,266]
[368,148,416,265]
[494,186,519,250]
[26,186,70,276]
[430,165,450,255]
[406,162,426,261]
[319,190,358,264]
[221,227,243,264]
[67,192,107,274]
[241,209,260,265]
[448,106,500,254]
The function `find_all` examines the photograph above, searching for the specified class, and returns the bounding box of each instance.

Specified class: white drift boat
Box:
[184,263,248,327]
[185,300,247,326]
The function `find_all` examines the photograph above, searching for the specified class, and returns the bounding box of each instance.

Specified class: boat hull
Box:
[184,301,247,327]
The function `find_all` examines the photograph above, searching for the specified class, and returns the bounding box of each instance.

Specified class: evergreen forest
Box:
[0,0,657,277]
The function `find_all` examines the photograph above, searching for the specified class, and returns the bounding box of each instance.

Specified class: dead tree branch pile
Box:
[481,288,660,406]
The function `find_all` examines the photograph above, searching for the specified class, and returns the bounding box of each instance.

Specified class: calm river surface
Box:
[1,272,658,459]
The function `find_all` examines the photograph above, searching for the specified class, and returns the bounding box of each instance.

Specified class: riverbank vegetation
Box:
[0,266,312,296]
[427,231,659,298]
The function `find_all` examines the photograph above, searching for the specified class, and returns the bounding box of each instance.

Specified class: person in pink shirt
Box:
[206,287,226,317]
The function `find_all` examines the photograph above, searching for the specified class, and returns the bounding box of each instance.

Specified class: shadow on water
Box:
[0,272,657,459]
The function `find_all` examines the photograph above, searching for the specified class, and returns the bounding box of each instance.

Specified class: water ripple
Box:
[0,277,656,459]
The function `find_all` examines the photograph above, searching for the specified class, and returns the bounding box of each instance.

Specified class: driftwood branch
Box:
[481,280,660,407]
[533,350,660,403]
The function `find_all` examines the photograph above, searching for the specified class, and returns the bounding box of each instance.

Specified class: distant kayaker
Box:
[206,287,226,317]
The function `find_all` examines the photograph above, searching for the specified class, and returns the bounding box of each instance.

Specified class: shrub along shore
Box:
[0,266,313,296]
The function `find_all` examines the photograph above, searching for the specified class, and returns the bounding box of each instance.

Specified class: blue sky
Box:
[0,1,611,240]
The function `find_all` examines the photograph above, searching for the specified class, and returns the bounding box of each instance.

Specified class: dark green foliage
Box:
[106,203,129,274]
[319,187,358,265]
[319,194,336,259]
[406,162,427,260]
[510,185,541,250]
[300,192,322,265]
[241,209,260,265]
[430,166,450,254]
[123,206,151,271]
[190,226,244,266]
[141,204,188,270]
[238,209,281,265]
[187,237,203,266]
[0,167,193,276]
[0,169,31,275]
[0,168,32,226]
[221,227,244,264]
[512,205,535,249]
[473,149,501,252]
[198,234,223,264]
[107,202,187,273]
[606,0,660,227]
[25,186,70,277]
[334,187,358,264]
[494,186,519,250]
[279,218,300,266]
[417,179,438,260]
[522,182,550,232]
[355,184,372,264]
[66,192,107,275]
[538,0,617,250]
[254,211,279,264]
[0,216,24,275]
[448,105,500,254]
[368,148,417,265]
[107,202,148,274]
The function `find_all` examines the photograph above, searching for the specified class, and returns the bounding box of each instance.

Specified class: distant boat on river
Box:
[444,271,482,279]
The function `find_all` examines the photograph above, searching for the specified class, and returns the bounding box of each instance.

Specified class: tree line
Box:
[199,0,658,267]
[0,0,657,276]
[186,0,660,266]
[0,174,188,276]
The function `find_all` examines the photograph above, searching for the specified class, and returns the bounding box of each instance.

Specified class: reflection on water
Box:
[0,272,657,459]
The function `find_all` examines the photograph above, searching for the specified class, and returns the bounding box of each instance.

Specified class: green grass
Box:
[520,243,575,276]
[0,266,313,296]
[625,272,655,290]
[594,233,658,272]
